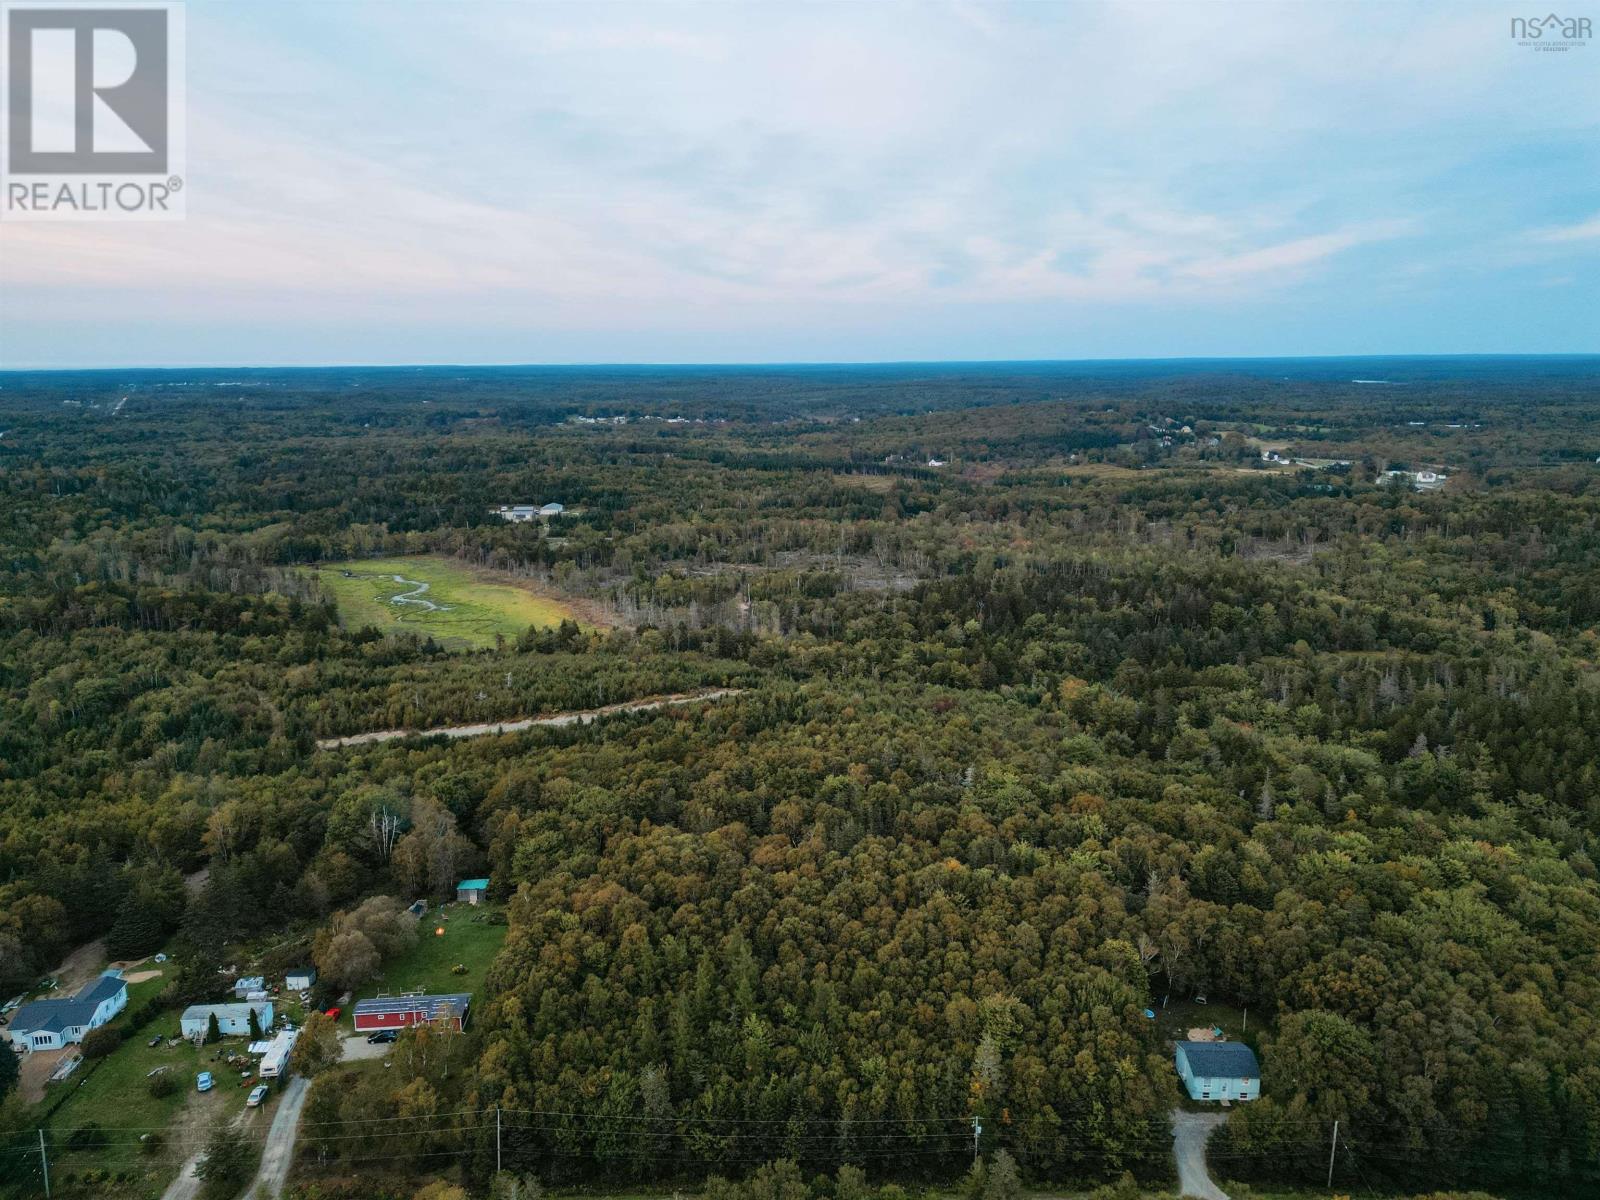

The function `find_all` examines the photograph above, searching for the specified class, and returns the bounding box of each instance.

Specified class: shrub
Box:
[67,1124,105,1152]
[148,1071,179,1098]
[80,1025,123,1059]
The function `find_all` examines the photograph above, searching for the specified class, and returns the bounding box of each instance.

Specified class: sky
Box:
[1,0,1597,368]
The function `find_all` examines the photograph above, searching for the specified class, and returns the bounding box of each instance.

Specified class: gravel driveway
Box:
[1171,1108,1230,1200]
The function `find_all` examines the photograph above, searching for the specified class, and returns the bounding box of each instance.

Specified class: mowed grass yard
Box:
[314,556,577,650]
[36,972,272,1195]
[346,902,508,1029]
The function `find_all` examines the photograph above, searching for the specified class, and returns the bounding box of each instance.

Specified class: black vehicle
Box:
[366,1029,398,1044]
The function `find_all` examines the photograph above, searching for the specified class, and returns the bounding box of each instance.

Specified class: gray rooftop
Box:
[1178,1040,1260,1078]
[8,973,125,1036]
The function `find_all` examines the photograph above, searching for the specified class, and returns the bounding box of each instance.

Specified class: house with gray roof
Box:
[5,972,127,1052]
[1175,1040,1261,1102]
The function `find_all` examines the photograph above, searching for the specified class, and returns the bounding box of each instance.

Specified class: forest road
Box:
[315,687,743,748]
[246,1075,310,1198]
[1171,1108,1230,1200]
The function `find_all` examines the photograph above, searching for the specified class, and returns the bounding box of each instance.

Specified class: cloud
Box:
[1,0,1595,364]
[1527,214,1600,244]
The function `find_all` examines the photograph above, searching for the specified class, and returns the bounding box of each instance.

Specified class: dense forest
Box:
[1,359,1598,1198]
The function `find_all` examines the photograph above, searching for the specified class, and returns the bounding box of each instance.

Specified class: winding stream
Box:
[386,574,452,612]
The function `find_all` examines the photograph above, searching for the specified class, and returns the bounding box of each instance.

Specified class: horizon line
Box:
[4,351,1600,375]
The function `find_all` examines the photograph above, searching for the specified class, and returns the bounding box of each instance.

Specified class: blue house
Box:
[1175,1040,1260,1102]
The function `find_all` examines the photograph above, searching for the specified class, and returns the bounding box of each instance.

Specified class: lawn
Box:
[313,555,578,649]
[35,971,276,1197]
[347,902,508,1027]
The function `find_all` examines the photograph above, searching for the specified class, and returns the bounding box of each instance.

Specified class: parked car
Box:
[246,1085,269,1107]
[366,1029,397,1044]
[196,1072,213,1093]
[323,1007,341,1020]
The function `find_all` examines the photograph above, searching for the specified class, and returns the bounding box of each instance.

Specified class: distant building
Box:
[1175,1040,1260,1102]
[495,505,539,523]
[285,967,316,991]
[456,878,489,905]
[5,972,127,1052]
[353,993,471,1033]
[180,1001,273,1039]
[926,458,946,468]
[539,502,564,516]
[233,976,264,998]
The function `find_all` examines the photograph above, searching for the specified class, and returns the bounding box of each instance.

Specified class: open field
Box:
[345,901,508,1028]
[313,555,580,649]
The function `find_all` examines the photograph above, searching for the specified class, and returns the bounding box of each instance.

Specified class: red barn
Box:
[352,993,471,1033]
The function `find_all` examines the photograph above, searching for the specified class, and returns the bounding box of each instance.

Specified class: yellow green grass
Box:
[314,556,576,650]
[341,902,508,1031]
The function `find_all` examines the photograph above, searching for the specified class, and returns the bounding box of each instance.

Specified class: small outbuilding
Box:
[455,878,489,905]
[285,967,316,991]
[1175,1040,1260,1102]
[233,976,264,998]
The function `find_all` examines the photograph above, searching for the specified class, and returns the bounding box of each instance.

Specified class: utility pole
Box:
[971,1116,982,1164]
[39,1129,50,1199]
[1326,1120,1339,1189]
[1242,1007,1248,1034]
[496,1105,502,1175]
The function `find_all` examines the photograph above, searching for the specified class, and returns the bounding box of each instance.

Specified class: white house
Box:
[5,973,127,1052]
[1175,1040,1260,1102]
[285,967,316,991]
[494,505,539,523]
[233,976,264,998]
[180,1001,273,1039]
[539,502,564,517]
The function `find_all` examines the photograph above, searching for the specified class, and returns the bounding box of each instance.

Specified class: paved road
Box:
[1171,1109,1230,1200]
[315,687,742,748]
[247,1076,310,1198]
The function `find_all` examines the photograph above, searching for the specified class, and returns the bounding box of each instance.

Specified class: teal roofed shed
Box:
[455,878,489,904]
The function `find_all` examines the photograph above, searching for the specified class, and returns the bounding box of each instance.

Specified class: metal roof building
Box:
[352,992,471,1032]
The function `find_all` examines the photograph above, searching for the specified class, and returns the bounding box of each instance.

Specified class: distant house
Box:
[285,967,316,991]
[233,976,264,998]
[539,502,564,517]
[353,993,471,1033]
[180,1001,273,1039]
[455,878,489,905]
[1175,1040,1260,1102]
[495,505,539,523]
[5,972,127,1052]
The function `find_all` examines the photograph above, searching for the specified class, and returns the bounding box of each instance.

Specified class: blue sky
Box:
[2,0,1597,367]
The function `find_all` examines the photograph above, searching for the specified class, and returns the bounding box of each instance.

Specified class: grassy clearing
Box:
[314,555,577,650]
[345,902,508,1029]
[36,971,275,1196]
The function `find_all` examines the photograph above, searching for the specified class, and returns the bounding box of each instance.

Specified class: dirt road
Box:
[315,687,742,748]
[1171,1108,1230,1200]
[246,1076,310,1198]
